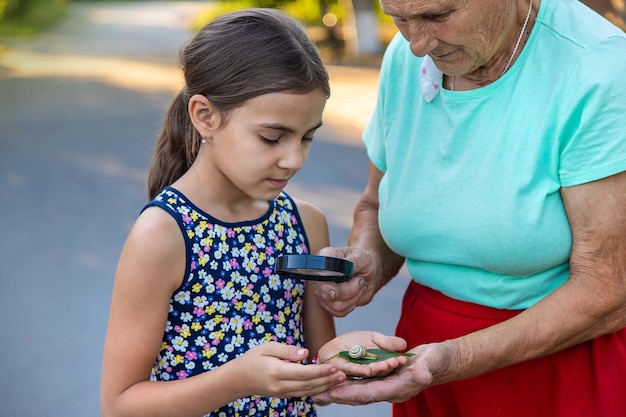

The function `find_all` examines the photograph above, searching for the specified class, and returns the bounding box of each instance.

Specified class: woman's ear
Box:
[188,94,219,135]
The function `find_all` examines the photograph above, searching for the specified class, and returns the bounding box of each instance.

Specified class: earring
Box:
[201,138,207,144]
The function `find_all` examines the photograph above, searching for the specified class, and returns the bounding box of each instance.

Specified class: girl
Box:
[100,9,345,417]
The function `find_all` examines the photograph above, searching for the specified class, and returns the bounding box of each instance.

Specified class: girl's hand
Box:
[239,342,346,398]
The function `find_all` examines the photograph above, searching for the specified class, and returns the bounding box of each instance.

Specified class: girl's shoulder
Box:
[289,196,329,254]
[131,206,184,257]
[144,186,191,214]
[290,197,326,224]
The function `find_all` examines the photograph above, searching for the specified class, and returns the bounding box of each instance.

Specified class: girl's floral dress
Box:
[145,187,316,417]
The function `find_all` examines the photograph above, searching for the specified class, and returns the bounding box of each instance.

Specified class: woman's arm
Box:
[294,198,337,359]
[311,163,406,317]
[348,163,406,291]
[443,169,626,381]
[100,208,344,417]
[323,170,626,405]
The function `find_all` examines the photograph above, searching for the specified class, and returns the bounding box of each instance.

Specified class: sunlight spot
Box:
[285,183,361,230]
[72,155,147,183]
[325,64,378,135]
[74,250,108,270]
[1,49,183,92]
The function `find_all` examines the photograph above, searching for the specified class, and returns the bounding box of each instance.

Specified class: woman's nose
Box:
[408,22,437,57]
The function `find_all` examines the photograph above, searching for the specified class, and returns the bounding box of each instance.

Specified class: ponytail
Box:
[147,90,201,199]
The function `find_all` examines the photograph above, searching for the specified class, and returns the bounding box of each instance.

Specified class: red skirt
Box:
[393,280,626,417]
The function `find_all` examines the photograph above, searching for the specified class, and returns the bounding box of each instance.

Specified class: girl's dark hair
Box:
[147,8,330,199]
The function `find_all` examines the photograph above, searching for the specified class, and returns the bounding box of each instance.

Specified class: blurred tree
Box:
[582,0,625,30]
[202,0,391,58]
[246,0,383,56]
[0,0,66,34]
[1,0,24,20]
[0,1,7,20]
[339,0,382,56]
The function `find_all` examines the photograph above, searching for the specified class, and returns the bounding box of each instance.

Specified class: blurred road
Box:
[0,2,410,416]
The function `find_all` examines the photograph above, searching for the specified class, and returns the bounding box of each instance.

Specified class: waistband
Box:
[408,280,524,321]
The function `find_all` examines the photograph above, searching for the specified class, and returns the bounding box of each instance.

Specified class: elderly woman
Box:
[312,0,626,415]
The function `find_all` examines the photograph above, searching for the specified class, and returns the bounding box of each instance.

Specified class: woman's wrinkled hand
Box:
[309,247,379,317]
[313,341,456,406]
[316,331,409,380]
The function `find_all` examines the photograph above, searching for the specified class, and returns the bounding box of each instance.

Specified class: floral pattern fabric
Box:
[145,187,315,417]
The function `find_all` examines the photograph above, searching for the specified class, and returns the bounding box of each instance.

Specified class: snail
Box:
[347,344,379,360]
[325,344,413,364]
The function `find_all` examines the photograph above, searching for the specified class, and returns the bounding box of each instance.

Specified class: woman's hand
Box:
[316,331,410,380]
[308,246,379,317]
[310,164,405,318]
[314,341,456,406]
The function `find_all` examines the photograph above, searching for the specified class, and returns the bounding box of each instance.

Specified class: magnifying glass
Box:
[274,254,354,282]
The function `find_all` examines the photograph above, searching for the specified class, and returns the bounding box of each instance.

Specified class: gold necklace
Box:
[451,0,533,91]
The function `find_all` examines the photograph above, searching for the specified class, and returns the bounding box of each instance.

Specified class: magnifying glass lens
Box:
[274,255,354,282]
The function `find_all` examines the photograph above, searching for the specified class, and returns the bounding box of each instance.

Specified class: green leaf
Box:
[335,348,415,364]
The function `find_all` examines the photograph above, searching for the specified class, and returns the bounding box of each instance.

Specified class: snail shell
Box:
[348,344,368,359]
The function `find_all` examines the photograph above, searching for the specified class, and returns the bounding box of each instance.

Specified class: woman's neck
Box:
[448,0,538,91]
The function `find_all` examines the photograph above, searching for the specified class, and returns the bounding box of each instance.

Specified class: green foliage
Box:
[193,0,347,30]
[192,0,251,30]
[283,0,328,24]
[1,0,22,20]
[250,0,294,6]
[71,0,158,2]
[336,348,414,364]
[374,1,393,25]
[0,0,67,36]
[324,348,415,364]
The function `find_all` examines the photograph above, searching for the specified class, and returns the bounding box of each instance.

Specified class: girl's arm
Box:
[100,207,344,417]
[294,199,337,360]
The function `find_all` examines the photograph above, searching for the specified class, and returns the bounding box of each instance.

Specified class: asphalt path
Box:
[0,3,410,416]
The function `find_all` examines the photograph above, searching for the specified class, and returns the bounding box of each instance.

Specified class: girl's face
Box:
[205,89,327,203]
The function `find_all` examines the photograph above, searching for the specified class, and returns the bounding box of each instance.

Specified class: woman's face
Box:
[380,0,518,76]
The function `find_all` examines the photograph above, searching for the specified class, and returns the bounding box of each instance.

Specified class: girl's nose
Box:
[278,142,306,171]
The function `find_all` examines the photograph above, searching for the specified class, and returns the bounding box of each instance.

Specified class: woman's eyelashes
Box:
[393,9,453,25]
[424,9,454,22]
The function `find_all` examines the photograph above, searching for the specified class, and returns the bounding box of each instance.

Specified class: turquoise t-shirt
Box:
[364,0,626,309]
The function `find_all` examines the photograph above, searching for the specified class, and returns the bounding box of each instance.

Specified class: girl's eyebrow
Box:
[259,121,324,134]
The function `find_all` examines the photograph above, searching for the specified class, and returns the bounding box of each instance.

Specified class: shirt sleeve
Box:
[558,35,626,187]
